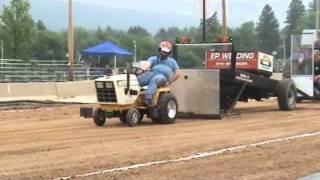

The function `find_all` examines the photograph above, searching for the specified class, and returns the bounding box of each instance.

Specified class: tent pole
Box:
[133,40,137,63]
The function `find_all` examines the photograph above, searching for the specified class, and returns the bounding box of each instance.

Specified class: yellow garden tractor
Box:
[80,66,178,127]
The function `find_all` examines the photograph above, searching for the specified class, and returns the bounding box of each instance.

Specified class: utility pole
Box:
[222,0,227,38]
[202,0,206,42]
[68,0,74,81]
[316,0,320,40]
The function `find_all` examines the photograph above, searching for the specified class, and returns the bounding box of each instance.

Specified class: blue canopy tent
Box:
[81,41,133,68]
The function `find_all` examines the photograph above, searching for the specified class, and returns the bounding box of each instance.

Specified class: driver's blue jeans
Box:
[137,71,167,103]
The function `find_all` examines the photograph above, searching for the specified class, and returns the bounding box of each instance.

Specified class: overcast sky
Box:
[0,0,315,31]
[58,0,313,28]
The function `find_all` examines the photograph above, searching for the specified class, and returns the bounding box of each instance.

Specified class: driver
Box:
[137,40,180,106]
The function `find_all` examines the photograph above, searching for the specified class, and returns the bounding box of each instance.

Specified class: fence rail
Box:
[0,58,284,83]
[0,59,114,82]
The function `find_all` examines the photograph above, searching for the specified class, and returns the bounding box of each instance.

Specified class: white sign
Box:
[258,52,273,73]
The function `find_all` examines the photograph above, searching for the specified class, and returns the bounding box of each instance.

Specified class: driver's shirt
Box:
[148,56,179,80]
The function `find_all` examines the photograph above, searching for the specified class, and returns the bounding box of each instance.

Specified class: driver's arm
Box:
[169,70,180,84]
[168,60,180,85]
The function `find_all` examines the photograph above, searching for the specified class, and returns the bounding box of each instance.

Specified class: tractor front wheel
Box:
[93,108,106,126]
[126,108,140,127]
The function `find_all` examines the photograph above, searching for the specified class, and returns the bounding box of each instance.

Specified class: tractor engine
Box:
[94,74,141,105]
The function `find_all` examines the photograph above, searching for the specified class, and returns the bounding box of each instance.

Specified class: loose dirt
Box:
[0,100,319,179]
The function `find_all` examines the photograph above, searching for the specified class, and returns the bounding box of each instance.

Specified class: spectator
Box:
[292,47,307,75]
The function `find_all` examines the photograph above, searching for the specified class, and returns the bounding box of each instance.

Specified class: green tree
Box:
[32,30,66,60]
[256,4,281,55]
[74,27,91,61]
[36,20,47,31]
[0,0,34,59]
[127,26,150,36]
[285,0,305,34]
[205,13,222,42]
[95,27,106,41]
[195,13,221,43]
[154,27,185,42]
[293,2,317,38]
[154,28,167,40]
[31,19,66,60]
[284,0,305,57]
[233,21,257,50]
[166,27,181,40]
[185,27,199,41]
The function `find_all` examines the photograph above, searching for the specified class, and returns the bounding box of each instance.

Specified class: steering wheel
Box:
[131,66,145,76]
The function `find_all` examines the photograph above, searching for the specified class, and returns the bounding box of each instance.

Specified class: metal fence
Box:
[0,59,115,82]
[0,57,285,83]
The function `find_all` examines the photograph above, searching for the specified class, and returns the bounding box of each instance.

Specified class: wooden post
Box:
[222,0,227,38]
[68,0,74,81]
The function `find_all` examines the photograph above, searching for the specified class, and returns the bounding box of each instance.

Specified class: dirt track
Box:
[0,100,320,180]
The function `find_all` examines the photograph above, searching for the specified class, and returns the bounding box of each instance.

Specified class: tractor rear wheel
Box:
[157,93,178,124]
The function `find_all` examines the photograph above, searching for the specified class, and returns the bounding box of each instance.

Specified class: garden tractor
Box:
[80,65,178,127]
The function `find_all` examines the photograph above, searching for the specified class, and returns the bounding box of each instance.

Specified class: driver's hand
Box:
[136,69,144,75]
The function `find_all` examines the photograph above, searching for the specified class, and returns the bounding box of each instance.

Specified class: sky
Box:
[59,0,313,28]
[0,0,315,32]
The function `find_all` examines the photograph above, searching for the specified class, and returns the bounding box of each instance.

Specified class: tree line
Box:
[0,0,317,68]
